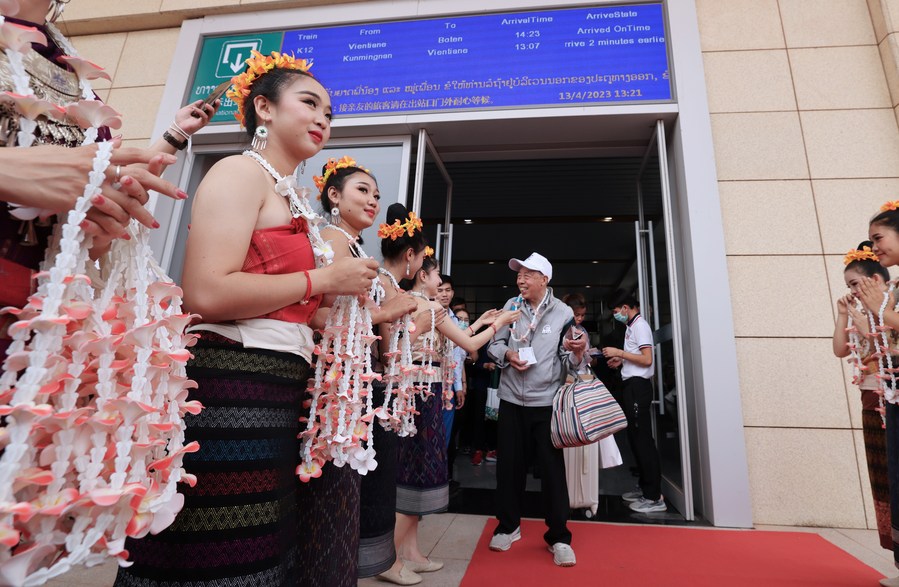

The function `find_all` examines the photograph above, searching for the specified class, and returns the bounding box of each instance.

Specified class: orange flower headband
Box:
[881,201,899,212]
[226,50,313,127]
[378,211,423,240]
[313,156,371,197]
[844,246,879,265]
[424,246,435,257]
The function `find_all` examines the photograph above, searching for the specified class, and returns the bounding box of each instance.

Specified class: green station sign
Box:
[188,32,284,124]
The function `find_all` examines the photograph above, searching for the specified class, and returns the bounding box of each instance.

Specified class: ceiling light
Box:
[585,285,592,289]
[488,261,495,265]
[502,285,508,288]
[602,217,613,222]
[463,219,473,224]
[592,261,599,264]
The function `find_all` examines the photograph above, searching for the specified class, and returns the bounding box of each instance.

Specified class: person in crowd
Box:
[369,202,433,586]
[394,256,518,580]
[451,297,468,314]
[487,252,586,567]
[436,274,467,452]
[602,292,665,514]
[469,342,499,466]
[0,0,215,356]
[116,52,379,586]
[864,205,899,586]
[833,242,894,569]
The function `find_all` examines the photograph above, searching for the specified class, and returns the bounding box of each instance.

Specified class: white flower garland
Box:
[0,18,198,585]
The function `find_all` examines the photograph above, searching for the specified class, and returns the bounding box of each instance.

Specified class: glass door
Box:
[635,120,694,520]
[160,136,413,282]
[411,129,453,273]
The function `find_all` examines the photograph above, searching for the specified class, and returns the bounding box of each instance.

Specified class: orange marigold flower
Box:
[844,245,879,265]
[881,200,899,212]
[225,50,313,127]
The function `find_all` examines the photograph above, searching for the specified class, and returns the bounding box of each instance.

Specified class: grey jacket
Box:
[487,289,581,407]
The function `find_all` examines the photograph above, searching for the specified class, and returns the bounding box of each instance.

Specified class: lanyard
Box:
[510,290,550,345]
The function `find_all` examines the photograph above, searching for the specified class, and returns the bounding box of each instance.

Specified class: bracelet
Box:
[467,325,474,336]
[490,324,497,335]
[300,269,312,304]
[162,130,187,150]
[170,121,191,140]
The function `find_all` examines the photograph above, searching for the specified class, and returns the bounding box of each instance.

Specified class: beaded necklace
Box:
[376,267,420,436]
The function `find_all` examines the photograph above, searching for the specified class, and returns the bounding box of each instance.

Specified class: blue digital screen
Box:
[280,4,671,116]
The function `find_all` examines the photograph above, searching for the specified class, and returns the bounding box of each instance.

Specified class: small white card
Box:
[518,346,537,365]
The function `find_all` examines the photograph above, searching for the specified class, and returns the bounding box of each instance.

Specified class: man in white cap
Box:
[486,252,587,567]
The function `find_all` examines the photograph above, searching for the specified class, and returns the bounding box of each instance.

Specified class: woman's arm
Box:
[833,294,851,358]
[180,156,376,322]
[437,307,519,353]
[147,100,219,156]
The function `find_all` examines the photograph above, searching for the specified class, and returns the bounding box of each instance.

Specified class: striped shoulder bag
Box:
[551,371,628,449]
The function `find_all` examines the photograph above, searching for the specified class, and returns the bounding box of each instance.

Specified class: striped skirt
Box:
[396,383,449,516]
[115,333,359,586]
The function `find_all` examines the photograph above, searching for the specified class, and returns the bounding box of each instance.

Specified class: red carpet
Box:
[461,520,884,586]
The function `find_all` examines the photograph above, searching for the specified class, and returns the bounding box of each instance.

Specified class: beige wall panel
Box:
[702,50,795,113]
[779,0,876,48]
[885,0,899,32]
[727,256,833,337]
[710,112,809,181]
[161,0,242,13]
[869,0,890,42]
[881,33,899,108]
[68,33,128,91]
[745,427,867,527]
[801,109,899,179]
[113,29,181,89]
[853,428,879,530]
[790,46,893,110]
[695,0,784,51]
[737,338,851,429]
[106,86,166,141]
[718,180,821,255]
[814,179,899,254]
[62,0,163,21]
[94,88,109,103]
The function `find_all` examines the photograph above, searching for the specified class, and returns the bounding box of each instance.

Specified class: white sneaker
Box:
[879,576,899,587]
[548,542,576,567]
[621,489,643,502]
[629,496,667,513]
[488,527,521,551]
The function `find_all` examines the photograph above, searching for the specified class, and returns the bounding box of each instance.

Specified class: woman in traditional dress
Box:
[387,254,518,583]
[833,242,892,558]
[114,52,379,586]
[0,0,209,353]
[864,207,899,587]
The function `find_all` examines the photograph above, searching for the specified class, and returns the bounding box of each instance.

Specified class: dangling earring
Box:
[252,123,268,151]
[405,261,411,277]
[331,207,340,225]
[47,0,71,23]
[300,160,306,174]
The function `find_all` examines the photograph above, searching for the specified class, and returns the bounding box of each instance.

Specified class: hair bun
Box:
[858,240,874,250]
[386,203,408,224]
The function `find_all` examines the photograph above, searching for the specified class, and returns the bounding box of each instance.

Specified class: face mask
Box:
[613,312,628,324]
[458,320,469,329]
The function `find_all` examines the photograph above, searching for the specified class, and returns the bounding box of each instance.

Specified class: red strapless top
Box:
[242,220,321,323]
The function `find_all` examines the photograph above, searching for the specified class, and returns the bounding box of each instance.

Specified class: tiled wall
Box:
[697,0,899,528]
[62,0,899,528]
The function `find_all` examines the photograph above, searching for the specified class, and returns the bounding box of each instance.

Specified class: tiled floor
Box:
[44,514,897,586]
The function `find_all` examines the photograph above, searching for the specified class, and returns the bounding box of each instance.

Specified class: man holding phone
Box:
[486,252,587,567]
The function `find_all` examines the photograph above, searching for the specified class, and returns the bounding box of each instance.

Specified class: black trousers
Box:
[622,376,662,501]
[494,400,571,545]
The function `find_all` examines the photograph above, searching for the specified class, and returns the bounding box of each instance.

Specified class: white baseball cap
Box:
[508,252,553,281]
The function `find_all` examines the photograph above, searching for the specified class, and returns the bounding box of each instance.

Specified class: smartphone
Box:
[191,80,230,117]
[568,326,583,340]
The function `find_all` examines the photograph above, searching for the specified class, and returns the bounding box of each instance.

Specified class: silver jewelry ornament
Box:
[405,261,411,277]
[300,160,306,174]
[331,207,340,224]
[47,0,71,23]
[252,124,268,151]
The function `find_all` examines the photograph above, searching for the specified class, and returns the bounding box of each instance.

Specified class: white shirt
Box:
[621,314,654,380]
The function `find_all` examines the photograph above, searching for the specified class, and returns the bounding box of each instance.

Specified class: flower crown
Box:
[424,246,435,257]
[314,156,371,197]
[378,211,423,240]
[226,50,313,127]
[844,246,879,265]
[881,200,899,212]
